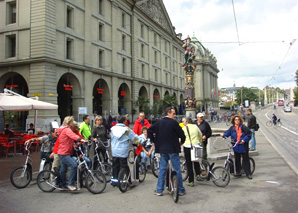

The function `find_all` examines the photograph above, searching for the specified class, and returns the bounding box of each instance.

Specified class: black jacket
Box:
[148,117,185,154]
[247,114,256,129]
[196,120,212,144]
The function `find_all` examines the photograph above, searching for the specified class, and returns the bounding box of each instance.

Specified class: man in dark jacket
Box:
[246,109,257,151]
[196,113,212,160]
[148,107,186,196]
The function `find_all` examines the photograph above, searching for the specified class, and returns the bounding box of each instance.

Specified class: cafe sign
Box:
[64,84,73,91]
[120,91,126,96]
[97,88,104,94]
[5,84,18,88]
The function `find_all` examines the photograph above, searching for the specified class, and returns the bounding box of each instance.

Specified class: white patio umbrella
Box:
[0,90,58,131]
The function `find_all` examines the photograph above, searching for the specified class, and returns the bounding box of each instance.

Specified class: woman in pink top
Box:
[57,116,86,191]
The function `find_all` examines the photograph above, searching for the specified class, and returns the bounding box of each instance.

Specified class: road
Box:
[0,109,297,213]
[255,106,298,175]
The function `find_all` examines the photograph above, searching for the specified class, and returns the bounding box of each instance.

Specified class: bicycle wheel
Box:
[151,157,159,178]
[44,162,52,171]
[211,166,230,187]
[10,166,32,189]
[85,170,106,194]
[277,121,282,127]
[266,121,272,127]
[181,160,188,181]
[138,163,146,183]
[249,157,255,175]
[128,150,134,164]
[172,174,179,203]
[118,168,130,193]
[36,170,56,192]
[97,163,112,182]
[199,160,210,179]
[79,168,88,188]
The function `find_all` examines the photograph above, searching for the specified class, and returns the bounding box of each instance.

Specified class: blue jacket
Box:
[110,123,144,158]
[223,125,251,153]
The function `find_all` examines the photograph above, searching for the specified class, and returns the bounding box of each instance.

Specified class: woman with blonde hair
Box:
[91,115,110,164]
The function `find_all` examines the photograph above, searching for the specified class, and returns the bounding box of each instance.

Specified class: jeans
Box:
[249,129,256,150]
[140,148,155,165]
[72,156,91,168]
[59,155,78,187]
[156,153,185,194]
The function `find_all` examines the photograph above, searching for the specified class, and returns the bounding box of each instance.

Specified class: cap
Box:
[197,113,204,118]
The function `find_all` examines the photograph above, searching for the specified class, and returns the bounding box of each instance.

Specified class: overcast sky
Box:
[163,0,298,90]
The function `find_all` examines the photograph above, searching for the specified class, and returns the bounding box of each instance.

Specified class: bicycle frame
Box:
[22,141,33,177]
[93,139,111,170]
[76,146,93,189]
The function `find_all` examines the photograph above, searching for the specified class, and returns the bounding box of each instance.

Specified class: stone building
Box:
[0,0,189,131]
[191,36,220,110]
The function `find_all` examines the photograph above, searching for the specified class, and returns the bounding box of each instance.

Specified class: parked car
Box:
[284,106,292,112]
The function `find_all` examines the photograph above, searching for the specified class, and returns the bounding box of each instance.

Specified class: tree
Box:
[135,96,150,116]
[294,87,298,106]
[160,95,178,108]
[235,87,258,105]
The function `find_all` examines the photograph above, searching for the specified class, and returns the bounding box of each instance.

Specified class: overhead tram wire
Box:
[231,0,241,46]
[265,39,297,87]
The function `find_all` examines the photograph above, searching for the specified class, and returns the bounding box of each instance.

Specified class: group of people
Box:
[21,106,257,195]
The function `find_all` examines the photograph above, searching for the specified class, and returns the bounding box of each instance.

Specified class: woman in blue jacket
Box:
[221,115,253,179]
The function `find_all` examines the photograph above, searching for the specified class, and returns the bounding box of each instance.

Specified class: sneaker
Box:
[186,182,194,187]
[246,174,253,180]
[154,190,163,196]
[179,191,186,196]
[67,185,76,191]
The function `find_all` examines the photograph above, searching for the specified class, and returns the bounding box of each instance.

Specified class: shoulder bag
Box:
[186,126,203,162]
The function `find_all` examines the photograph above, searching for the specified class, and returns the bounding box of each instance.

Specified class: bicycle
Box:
[179,154,210,182]
[37,146,107,194]
[151,152,160,178]
[222,137,255,176]
[266,119,282,127]
[151,153,188,180]
[118,144,146,193]
[128,145,135,164]
[200,161,230,187]
[10,140,35,189]
[165,159,180,203]
[92,139,112,182]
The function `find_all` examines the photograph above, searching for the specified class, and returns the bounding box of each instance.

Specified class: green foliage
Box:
[223,101,237,108]
[235,87,258,105]
[294,87,298,106]
[160,95,178,108]
[135,96,151,116]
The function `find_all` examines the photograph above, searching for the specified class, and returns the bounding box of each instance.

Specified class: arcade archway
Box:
[164,91,169,97]
[138,86,148,112]
[57,73,81,122]
[0,72,29,130]
[118,83,131,115]
[93,79,110,115]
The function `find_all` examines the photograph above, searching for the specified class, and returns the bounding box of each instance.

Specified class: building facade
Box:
[0,0,192,130]
[191,36,220,110]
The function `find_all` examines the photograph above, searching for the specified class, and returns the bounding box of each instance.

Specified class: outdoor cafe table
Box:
[8,137,25,157]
